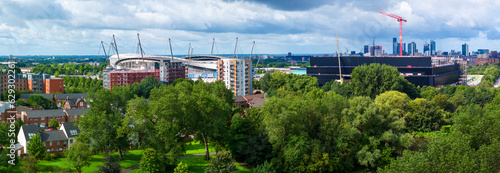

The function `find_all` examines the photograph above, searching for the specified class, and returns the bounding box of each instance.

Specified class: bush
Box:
[205,152,236,173]
[43,153,56,161]
[173,161,189,173]
[252,161,277,173]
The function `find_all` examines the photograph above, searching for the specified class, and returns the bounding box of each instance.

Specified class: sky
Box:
[1,0,500,56]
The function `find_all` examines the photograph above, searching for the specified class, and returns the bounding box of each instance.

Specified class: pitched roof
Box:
[233,96,246,103]
[61,122,80,138]
[249,98,266,108]
[20,94,53,100]
[64,108,90,116]
[20,125,41,141]
[25,109,65,118]
[67,98,85,106]
[40,130,68,141]
[55,93,88,100]
[242,94,264,102]
[16,106,34,114]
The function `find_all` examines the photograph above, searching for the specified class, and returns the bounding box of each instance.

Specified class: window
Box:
[57,141,60,145]
[80,102,83,106]
[63,140,67,144]
[74,115,77,119]
[70,130,78,136]
[49,141,52,146]
[69,139,73,144]
[28,133,36,139]
[47,149,50,152]
[59,148,62,151]
[40,123,45,127]
[41,117,44,120]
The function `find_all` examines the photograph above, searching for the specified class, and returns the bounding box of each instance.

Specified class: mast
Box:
[137,33,145,62]
[337,34,343,84]
[250,41,255,59]
[113,35,120,60]
[101,41,108,60]
[211,38,215,56]
[169,38,174,60]
[188,43,191,57]
[233,37,238,58]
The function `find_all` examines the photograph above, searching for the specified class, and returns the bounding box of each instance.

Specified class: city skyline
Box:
[0,0,499,55]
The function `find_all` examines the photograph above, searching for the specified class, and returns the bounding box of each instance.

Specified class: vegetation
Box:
[49,117,60,129]
[20,154,38,173]
[16,95,57,109]
[30,63,108,76]
[65,142,93,173]
[27,134,45,159]
[63,76,103,93]
[98,153,121,173]
[205,152,236,173]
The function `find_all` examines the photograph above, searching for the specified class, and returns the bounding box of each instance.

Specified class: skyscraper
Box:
[393,38,398,55]
[403,43,406,55]
[462,43,469,56]
[423,43,430,56]
[430,40,436,56]
[407,42,417,56]
[364,45,369,54]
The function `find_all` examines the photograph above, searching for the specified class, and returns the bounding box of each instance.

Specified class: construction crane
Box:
[378,10,406,56]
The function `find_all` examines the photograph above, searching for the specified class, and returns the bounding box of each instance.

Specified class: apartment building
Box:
[217,58,252,96]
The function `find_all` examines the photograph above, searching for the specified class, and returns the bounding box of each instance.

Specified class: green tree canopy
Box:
[65,141,92,173]
[350,63,418,99]
[27,134,45,159]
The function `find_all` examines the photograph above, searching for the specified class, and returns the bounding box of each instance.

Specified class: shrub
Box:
[205,152,236,173]
[173,161,189,173]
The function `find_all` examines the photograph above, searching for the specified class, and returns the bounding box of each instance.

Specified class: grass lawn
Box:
[0,142,251,173]
[185,141,216,155]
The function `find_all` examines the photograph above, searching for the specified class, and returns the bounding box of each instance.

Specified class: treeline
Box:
[63,76,103,93]
[478,65,500,87]
[30,63,109,76]
[246,64,500,172]
[467,62,499,75]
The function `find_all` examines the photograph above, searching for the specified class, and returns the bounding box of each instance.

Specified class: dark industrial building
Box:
[307,56,461,87]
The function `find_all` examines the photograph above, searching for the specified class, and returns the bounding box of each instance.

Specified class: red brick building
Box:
[43,78,64,94]
[108,69,160,91]
[54,93,88,108]
[19,108,90,127]
[0,75,28,93]
[17,124,79,155]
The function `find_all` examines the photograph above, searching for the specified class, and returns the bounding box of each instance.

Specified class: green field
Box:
[0,142,251,173]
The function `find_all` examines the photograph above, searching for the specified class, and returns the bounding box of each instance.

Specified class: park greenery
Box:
[1,62,500,173]
[15,95,58,109]
[63,76,103,93]
[30,63,109,76]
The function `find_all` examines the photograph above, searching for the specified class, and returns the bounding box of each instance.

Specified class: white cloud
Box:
[0,0,498,55]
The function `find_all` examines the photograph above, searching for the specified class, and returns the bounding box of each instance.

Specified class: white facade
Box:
[217,58,252,96]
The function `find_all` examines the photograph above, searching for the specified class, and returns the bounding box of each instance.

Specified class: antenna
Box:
[113,35,120,60]
[169,38,174,60]
[337,34,343,84]
[211,38,215,56]
[233,37,238,58]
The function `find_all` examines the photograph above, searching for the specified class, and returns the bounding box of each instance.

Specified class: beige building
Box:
[217,58,252,96]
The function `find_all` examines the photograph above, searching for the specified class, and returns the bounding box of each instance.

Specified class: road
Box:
[467,75,483,86]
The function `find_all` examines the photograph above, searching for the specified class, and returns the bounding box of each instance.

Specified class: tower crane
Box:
[378,10,406,56]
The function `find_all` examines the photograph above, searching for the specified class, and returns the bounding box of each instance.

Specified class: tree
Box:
[350,63,417,98]
[404,98,444,132]
[125,95,184,170]
[139,76,161,99]
[78,86,132,160]
[66,142,92,173]
[26,95,57,109]
[49,117,59,128]
[168,80,233,160]
[205,152,236,173]
[20,154,38,173]
[98,154,121,173]
[139,148,161,173]
[228,112,273,167]
[27,134,45,159]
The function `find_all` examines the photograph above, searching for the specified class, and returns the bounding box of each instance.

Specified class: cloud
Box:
[0,0,499,55]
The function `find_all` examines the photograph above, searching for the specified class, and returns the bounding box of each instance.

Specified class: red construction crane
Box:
[378,10,407,56]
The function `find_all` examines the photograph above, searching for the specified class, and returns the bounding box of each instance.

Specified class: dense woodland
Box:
[30,63,109,76]
[1,63,499,172]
